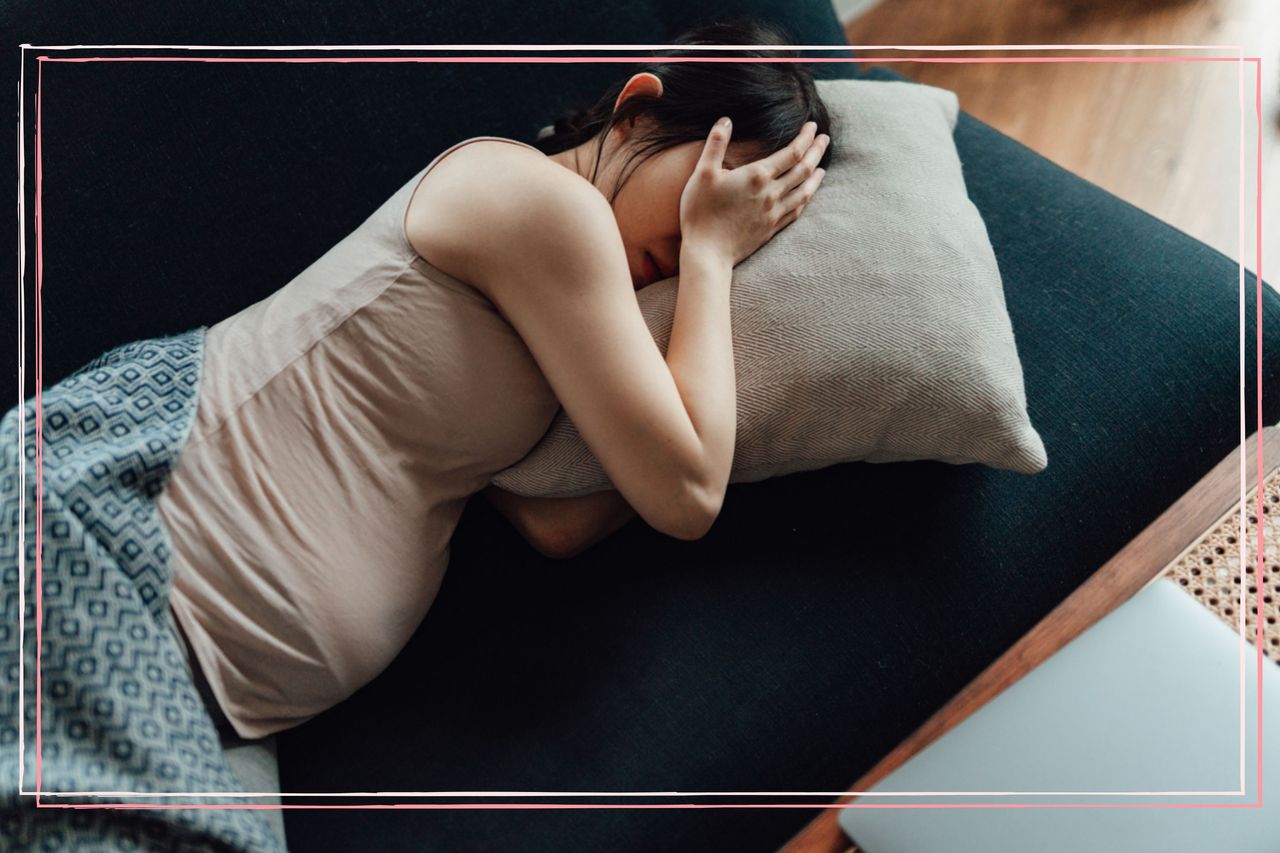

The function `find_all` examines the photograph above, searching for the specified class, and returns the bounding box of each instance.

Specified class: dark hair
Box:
[533,18,834,204]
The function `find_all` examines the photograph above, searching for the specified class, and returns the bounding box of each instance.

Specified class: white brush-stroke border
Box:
[14,41,1261,804]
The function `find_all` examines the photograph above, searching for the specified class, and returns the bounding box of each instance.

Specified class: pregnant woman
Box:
[157,19,831,744]
[1,19,830,853]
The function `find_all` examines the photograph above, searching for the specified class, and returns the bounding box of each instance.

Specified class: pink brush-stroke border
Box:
[18,48,1267,815]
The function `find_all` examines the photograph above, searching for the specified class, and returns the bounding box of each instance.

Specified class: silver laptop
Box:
[838,578,1278,852]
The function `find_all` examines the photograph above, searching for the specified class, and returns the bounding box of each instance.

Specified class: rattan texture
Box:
[1162,466,1280,662]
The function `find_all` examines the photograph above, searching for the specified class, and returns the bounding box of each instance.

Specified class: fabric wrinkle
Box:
[154,136,562,739]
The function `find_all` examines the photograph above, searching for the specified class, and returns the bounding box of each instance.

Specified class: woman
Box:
[1,20,831,849]
[148,19,832,747]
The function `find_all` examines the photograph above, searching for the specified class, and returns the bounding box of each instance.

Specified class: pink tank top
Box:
[155,137,561,739]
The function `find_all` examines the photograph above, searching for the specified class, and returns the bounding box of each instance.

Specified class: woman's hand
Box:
[678,117,830,268]
[481,483,638,559]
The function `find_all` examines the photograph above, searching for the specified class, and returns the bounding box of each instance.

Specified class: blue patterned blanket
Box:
[1,328,286,851]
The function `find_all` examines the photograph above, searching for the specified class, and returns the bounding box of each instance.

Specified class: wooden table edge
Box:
[780,425,1280,853]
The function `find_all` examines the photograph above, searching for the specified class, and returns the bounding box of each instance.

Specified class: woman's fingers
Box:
[759,121,817,178]
[778,132,830,195]
[778,166,827,221]
[698,116,734,174]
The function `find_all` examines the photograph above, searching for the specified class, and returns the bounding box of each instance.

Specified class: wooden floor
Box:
[845,0,1277,287]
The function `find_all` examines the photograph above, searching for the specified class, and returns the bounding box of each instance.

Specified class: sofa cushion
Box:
[491,78,1047,501]
[273,64,1279,853]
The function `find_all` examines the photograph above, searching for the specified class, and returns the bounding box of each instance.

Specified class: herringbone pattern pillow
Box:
[491,79,1047,498]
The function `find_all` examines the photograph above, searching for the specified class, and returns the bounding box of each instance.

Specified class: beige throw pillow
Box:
[491,79,1047,498]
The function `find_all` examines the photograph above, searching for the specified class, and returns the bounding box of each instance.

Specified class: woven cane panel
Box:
[1161,465,1280,662]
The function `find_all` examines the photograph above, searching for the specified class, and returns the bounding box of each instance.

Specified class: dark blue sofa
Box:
[11,0,1278,850]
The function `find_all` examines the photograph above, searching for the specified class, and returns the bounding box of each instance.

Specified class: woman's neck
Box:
[550,135,607,192]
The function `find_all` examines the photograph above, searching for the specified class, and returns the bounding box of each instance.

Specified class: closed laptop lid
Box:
[838,579,1278,852]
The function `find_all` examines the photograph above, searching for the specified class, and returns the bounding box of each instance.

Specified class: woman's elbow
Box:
[660,480,724,542]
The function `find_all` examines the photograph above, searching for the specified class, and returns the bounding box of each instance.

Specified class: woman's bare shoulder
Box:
[404,141,610,294]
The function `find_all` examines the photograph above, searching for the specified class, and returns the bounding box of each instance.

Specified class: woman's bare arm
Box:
[459,166,728,541]
[482,483,637,559]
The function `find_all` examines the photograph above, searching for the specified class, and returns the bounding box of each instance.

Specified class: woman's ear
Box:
[612,72,664,123]
[606,72,663,149]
